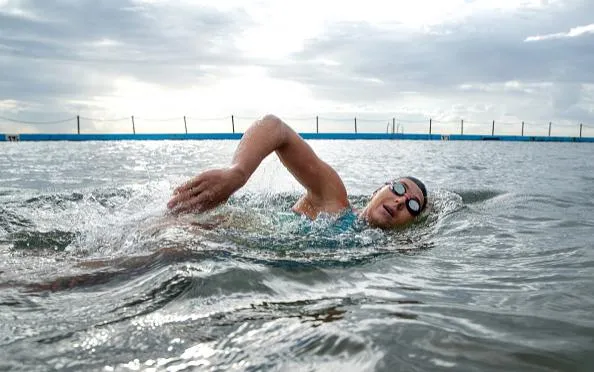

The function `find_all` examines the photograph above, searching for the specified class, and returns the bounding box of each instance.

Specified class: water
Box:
[1,140,593,372]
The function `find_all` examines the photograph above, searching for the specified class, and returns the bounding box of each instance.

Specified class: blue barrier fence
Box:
[1,114,593,142]
[2,133,593,142]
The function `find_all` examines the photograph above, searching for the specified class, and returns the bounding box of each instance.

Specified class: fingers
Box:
[168,181,207,211]
[168,195,205,214]
[168,169,232,214]
[169,192,223,215]
[173,176,203,195]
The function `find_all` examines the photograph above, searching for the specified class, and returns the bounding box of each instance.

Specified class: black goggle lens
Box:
[391,182,406,196]
[407,198,421,213]
[390,182,422,215]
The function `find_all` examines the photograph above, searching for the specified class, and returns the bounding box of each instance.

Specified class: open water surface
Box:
[0,140,593,371]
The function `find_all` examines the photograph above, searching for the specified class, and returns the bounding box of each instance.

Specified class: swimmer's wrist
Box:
[229,165,249,187]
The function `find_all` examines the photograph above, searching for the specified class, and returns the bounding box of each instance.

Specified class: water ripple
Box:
[1,141,593,371]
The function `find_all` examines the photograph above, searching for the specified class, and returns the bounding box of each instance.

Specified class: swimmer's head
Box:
[360,176,427,229]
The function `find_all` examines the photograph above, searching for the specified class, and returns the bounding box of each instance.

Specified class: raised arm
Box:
[167,115,349,218]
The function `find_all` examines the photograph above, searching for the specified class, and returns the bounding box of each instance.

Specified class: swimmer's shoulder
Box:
[292,194,350,220]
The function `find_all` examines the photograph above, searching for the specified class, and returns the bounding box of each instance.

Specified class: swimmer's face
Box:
[361,178,425,229]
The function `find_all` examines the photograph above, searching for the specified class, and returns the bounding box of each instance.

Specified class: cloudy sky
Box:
[1,0,593,135]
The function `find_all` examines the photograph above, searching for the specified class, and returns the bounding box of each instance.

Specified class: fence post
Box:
[354,117,357,133]
[492,120,495,136]
[316,116,319,133]
[183,116,188,134]
[392,117,396,134]
[549,122,552,137]
[580,123,583,138]
[231,115,235,133]
[461,119,464,135]
[522,121,524,136]
[77,115,80,134]
[132,115,136,134]
[429,118,432,135]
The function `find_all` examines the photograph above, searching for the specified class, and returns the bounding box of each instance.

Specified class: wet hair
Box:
[403,176,428,211]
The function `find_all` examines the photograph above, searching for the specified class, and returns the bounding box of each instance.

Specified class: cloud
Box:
[0,0,249,105]
[260,0,594,127]
[1,0,594,135]
[525,23,594,41]
[269,2,594,91]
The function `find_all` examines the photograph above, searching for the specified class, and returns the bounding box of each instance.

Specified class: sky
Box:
[1,0,593,136]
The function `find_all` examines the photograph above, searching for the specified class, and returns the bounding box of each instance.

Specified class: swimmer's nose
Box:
[392,197,406,211]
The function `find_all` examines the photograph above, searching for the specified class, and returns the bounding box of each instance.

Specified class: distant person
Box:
[168,114,428,229]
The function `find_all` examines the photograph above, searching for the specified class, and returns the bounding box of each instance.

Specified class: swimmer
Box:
[167,114,427,229]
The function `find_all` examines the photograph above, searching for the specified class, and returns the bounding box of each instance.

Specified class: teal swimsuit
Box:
[285,207,360,235]
[331,208,359,232]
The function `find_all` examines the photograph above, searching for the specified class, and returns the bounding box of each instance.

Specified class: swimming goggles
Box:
[390,181,422,216]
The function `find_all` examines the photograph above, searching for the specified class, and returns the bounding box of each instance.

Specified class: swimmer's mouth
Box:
[383,204,394,218]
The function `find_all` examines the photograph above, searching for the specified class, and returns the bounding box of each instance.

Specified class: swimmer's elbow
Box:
[261,113,282,124]
[260,114,285,132]
[259,114,290,145]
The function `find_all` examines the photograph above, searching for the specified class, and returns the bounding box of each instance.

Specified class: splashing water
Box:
[1,140,593,371]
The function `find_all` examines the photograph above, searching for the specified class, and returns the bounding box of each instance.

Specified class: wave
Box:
[3,230,76,252]
[455,189,506,204]
[0,186,468,255]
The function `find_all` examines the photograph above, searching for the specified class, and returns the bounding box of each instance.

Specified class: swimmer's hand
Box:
[167,167,247,214]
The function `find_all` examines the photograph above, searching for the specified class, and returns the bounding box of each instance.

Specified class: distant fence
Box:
[3,133,594,143]
[0,114,593,140]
